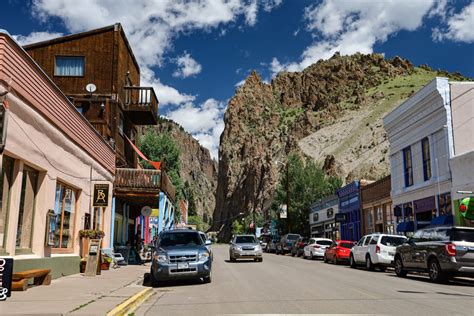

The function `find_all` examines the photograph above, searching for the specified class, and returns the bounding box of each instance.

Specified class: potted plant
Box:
[79,230,105,258]
[100,255,113,270]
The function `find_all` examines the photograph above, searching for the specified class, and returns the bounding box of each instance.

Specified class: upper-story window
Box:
[403,146,413,187]
[312,212,319,223]
[55,56,85,76]
[421,137,431,181]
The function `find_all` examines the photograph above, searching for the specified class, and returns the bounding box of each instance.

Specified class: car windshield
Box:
[340,242,354,249]
[316,240,333,246]
[235,236,257,243]
[159,232,203,247]
[451,229,474,242]
[287,234,300,240]
[380,236,406,246]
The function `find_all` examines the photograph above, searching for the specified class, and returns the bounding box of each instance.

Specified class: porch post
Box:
[110,196,116,248]
[158,192,165,234]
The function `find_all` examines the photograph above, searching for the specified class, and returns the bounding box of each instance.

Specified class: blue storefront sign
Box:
[337,181,362,241]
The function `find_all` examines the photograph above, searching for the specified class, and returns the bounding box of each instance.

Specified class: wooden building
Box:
[24,24,175,247]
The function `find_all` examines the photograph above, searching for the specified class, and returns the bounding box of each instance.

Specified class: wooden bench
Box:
[12,269,52,291]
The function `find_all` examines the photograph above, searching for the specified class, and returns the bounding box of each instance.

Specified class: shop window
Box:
[376,206,383,222]
[421,138,431,181]
[312,212,319,223]
[438,193,452,216]
[0,156,14,250]
[16,166,39,251]
[54,56,84,76]
[366,210,373,232]
[327,208,334,218]
[403,147,413,187]
[84,213,91,230]
[403,202,414,222]
[53,183,77,249]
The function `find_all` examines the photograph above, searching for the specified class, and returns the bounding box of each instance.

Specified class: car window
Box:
[369,236,379,245]
[309,238,315,244]
[287,234,300,240]
[411,230,424,242]
[363,236,371,246]
[451,228,474,242]
[357,237,366,246]
[159,232,203,247]
[316,240,333,246]
[420,230,433,242]
[380,236,406,246]
[235,236,257,243]
[340,242,355,249]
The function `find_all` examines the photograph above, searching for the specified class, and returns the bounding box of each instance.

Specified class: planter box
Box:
[100,262,110,270]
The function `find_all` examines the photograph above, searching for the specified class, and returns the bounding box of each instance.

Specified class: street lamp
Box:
[276,160,291,233]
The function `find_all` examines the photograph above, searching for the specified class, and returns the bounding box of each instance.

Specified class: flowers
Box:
[79,229,105,239]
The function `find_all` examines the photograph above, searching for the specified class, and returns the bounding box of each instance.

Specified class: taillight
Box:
[313,245,320,249]
[446,243,457,256]
[376,245,380,253]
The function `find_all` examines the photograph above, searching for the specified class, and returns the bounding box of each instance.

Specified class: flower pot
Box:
[100,262,110,270]
[80,260,87,273]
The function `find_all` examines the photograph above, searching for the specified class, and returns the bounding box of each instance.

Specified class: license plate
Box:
[244,251,253,255]
[177,262,189,269]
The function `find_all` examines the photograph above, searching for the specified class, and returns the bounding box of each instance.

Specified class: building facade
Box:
[0,31,115,277]
[383,78,473,235]
[309,195,339,240]
[361,175,395,235]
[24,24,176,248]
[337,180,371,241]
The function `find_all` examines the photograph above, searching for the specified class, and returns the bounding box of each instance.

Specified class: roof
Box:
[23,23,140,74]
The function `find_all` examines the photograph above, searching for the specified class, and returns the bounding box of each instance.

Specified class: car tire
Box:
[203,271,212,284]
[323,255,328,263]
[350,254,357,269]
[149,268,160,287]
[230,255,236,262]
[291,251,296,257]
[379,266,386,272]
[365,255,375,271]
[394,256,407,277]
[309,252,314,260]
[259,258,263,262]
[335,257,339,265]
[428,258,448,283]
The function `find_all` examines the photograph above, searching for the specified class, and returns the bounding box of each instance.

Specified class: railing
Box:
[115,168,161,190]
[124,86,158,112]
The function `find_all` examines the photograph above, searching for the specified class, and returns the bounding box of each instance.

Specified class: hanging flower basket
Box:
[79,229,105,239]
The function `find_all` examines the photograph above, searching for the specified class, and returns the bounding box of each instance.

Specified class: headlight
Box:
[199,252,210,261]
[154,253,168,263]
[255,245,262,251]
[234,246,242,251]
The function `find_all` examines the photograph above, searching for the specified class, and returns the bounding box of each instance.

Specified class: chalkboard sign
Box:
[0,257,13,301]
[85,239,101,277]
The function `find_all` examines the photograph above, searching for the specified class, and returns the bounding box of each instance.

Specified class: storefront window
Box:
[376,206,383,222]
[0,156,14,250]
[53,183,77,249]
[16,166,39,251]
[438,193,452,216]
[366,210,374,233]
[403,202,414,222]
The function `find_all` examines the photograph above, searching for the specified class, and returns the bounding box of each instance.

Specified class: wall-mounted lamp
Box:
[100,102,105,116]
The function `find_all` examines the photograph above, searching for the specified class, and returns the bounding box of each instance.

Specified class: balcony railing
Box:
[123,86,159,125]
[115,168,161,190]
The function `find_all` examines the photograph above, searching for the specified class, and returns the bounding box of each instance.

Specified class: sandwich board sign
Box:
[85,239,101,277]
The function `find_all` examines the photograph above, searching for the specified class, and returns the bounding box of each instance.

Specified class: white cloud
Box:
[262,0,283,12]
[166,99,226,159]
[235,79,246,87]
[12,31,63,45]
[432,2,474,43]
[173,52,202,78]
[270,0,438,75]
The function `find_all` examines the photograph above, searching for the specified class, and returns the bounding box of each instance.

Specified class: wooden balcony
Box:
[114,168,176,202]
[123,86,158,125]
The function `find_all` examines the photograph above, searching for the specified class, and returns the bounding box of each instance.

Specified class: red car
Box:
[324,240,355,264]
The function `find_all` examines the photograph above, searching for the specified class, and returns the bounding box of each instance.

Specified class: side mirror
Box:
[205,240,212,246]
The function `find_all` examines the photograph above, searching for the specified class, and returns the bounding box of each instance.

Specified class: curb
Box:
[107,287,154,316]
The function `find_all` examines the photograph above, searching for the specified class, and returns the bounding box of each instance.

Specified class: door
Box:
[354,236,367,263]
[402,230,422,268]
[412,229,432,268]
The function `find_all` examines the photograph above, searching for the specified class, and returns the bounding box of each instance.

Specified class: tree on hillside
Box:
[274,153,342,236]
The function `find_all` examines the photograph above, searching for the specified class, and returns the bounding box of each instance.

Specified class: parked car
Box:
[277,233,301,255]
[291,237,309,257]
[199,231,213,261]
[150,230,212,286]
[324,240,355,264]
[229,234,263,262]
[394,226,474,282]
[303,238,333,260]
[266,238,278,253]
[350,233,407,271]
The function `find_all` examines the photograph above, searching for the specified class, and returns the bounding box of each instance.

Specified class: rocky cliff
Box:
[211,53,448,241]
[144,118,217,221]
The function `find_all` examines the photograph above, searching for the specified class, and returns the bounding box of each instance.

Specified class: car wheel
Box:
[203,270,212,284]
[350,254,357,269]
[335,257,339,265]
[259,258,263,262]
[428,258,448,283]
[394,256,407,277]
[309,252,314,260]
[291,251,296,257]
[365,255,374,271]
[230,254,236,262]
[149,267,160,287]
[379,266,386,272]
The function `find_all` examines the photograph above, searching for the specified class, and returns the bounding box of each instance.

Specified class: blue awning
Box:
[397,221,415,232]
[430,215,453,226]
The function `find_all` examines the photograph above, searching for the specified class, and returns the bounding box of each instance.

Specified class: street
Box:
[136,245,474,315]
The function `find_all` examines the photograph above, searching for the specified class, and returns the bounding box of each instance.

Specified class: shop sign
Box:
[0,258,13,300]
[93,184,109,207]
[85,239,101,277]
[413,196,435,213]
[335,213,347,222]
[279,204,287,219]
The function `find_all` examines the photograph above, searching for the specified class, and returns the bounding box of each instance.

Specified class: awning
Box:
[397,221,414,232]
[430,215,453,226]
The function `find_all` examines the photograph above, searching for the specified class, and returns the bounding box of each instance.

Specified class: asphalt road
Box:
[137,244,474,315]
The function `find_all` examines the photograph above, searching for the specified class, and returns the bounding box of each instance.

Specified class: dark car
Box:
[277,233,301,255]
[394,226,474,282]
[150,230,212,286]
[291,237,308,257]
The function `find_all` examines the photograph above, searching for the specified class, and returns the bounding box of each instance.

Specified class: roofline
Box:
[23,23,140,74]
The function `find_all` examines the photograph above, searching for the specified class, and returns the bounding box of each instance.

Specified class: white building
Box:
[383,78,472,233]
[309,195,339,239]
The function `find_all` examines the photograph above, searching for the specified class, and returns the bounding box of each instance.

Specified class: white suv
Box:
[303,238,333,260]
[350,234,407,271]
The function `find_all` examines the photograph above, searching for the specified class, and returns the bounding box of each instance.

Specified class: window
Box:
[357,237,366,246]
[438,193,452,216]
[421,138,431,181]
[54,56,84,76]
[327,208,334,218]
[0,156,14,250]
[376,206,383,222]
[403,147,413,187]
[369,236,378,244]
[312,212,319,222]
[366,210,373,232]
[363,236,371,246]
[53,183,77,249]
[403,203,413,222]
[16,166,39,251]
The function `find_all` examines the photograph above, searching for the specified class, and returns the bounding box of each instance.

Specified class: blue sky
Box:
[1,0,473,158]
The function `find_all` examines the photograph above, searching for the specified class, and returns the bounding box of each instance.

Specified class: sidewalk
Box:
[1,264,151,315]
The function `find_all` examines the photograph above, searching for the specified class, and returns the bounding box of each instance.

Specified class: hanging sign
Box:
[93,184,109,207]
[279,204,287,219]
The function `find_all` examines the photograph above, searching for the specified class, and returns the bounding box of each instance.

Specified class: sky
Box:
[1,0,473,159]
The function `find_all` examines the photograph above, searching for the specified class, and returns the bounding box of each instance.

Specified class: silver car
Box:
[229,235,263,262]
